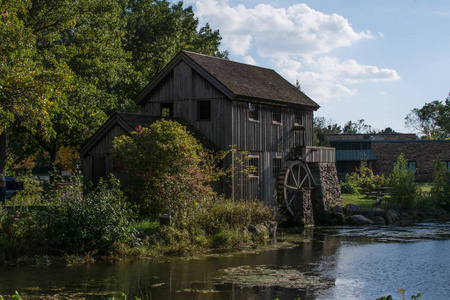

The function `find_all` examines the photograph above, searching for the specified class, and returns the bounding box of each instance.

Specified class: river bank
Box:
[1,222,449,299]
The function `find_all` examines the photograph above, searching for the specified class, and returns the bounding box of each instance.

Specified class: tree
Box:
[405,99,448,140]
[2,0,225,172]
[342,119,377,134]
[124,0,227,96]
[1,0,76,172]
[436,93,450,136]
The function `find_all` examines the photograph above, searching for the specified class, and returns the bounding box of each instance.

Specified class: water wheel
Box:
[277,160,314,220]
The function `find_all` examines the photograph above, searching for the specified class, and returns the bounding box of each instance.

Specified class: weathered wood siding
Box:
[82,124,129,187]
[231,101,315,205]
[141,61,233,150]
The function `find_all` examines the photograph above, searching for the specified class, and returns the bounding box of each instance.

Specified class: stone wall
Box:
[310,162,342,224]
[371,140,450,181]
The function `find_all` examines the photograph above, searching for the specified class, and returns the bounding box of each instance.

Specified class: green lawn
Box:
[342,194,377,210]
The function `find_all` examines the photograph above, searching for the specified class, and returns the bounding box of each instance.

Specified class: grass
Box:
[342,193,379,210]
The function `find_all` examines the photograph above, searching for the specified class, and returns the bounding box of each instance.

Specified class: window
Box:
[273,157,282,176]
[294,109,303,126]
[446,161,450,173]
[160,103,173,117]
[197,100,211,120]
[248,155,259,177]
[272,106,281,124]
[393,160,417,172]
[248,103,259,121]
[407,161,417,172]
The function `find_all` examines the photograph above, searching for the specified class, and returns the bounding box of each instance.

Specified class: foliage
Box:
[113,119,226,219]
[0,206,48,260]
[1,0,225,171]
[339,180,360,194]
[8,171,43,205]
[431,160,450,210]
[387,154,418,210]
[345,160,387,194]
[405,95,450,139]
[49,176,137,255]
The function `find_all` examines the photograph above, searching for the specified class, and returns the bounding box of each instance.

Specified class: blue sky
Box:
[175,0,450,132]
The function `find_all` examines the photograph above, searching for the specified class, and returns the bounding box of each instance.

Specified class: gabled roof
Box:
[80,112,218,156]
[135,51,320,110]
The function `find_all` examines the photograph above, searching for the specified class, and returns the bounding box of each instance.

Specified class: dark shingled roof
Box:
[183,51,319,109]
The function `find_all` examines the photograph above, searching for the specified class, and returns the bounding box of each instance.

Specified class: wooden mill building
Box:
[81,51,340,223]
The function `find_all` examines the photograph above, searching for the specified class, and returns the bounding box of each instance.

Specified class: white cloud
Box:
[194,0,373,57]
[277,56,400,103]
[191,0,400,104]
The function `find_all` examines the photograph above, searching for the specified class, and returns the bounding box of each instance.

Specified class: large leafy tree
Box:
[2,0,134,170]
[2,0,225,172]
[124,0,227,95]
[405,97,449,140]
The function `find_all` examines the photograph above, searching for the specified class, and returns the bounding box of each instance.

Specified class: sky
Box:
[171,0,450,133]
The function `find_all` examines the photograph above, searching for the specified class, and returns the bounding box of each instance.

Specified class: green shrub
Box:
[339,180,360,194]
[345,160,386,194]
[9,171,43,205]
[112,120,225,219]
[49,176,137,255]
[431,160,450,210]
[387,153,418,210]
[0,206,49,260]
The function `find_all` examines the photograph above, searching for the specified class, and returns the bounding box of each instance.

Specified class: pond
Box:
[0,221,449,299]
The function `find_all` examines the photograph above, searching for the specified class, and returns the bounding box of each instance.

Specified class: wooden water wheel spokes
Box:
[282,160,312,216]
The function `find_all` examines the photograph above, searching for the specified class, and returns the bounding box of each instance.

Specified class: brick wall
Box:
[371,140,450,181]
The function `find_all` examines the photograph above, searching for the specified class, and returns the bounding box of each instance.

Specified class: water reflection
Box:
[0,222,449,299]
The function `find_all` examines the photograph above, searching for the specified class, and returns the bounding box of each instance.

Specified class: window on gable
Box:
[160,103,173,117]
[248,155,259,177]
[273,157,282,177]
[272,106,281,124]
[197,100,211,120]
[248,103,259,121]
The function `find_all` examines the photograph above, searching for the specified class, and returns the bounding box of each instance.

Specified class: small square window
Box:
[197,100,211,120]
[272,107,281,124]
[248,103,259,121]
[248,155,259,177]
[161,103,173,117]
[273,157,282,176]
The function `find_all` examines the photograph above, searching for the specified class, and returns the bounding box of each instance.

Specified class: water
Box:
[0,222,449,299]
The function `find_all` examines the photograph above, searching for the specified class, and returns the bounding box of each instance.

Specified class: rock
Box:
[345,204,362,214]
[374,208,385,216]
[347,215,374,225]
[363,209,375,218]
[334,205,344,214]
[372,216,386,225]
